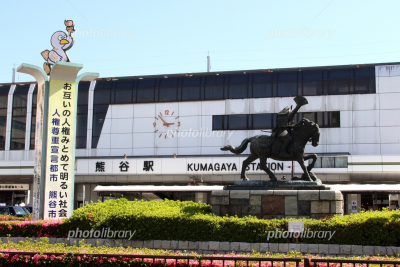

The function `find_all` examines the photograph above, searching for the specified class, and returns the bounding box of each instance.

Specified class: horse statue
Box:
[221,97,320,182]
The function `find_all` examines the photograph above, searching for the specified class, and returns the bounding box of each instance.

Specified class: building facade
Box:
[0,62,399,212]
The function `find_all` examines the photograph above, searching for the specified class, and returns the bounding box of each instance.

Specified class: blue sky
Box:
[1,0,399,83]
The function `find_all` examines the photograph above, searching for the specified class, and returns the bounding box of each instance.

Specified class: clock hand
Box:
[158,115,167,123]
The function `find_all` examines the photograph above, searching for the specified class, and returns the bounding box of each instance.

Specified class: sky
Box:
[1,0,400,83]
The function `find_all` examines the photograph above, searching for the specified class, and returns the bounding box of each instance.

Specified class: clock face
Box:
[153,109,181,139]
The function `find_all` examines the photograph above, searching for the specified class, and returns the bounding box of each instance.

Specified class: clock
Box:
[153,109,181,139]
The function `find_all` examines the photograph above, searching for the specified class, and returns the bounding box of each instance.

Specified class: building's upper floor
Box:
[0,62,399,161]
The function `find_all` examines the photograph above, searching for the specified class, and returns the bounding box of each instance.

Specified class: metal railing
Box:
[305,258,400,267]
[0,252,302,266]
[2,252,400,267]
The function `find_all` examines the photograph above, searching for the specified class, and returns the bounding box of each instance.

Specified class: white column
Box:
[24,84,36,160]
[4,84,16,159]
[86,80,96,156]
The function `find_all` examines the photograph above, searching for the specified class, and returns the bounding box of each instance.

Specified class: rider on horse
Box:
[269,96,308,157]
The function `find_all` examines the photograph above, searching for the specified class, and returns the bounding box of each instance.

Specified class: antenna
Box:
[12,64,16,84]
[207,51,211,72]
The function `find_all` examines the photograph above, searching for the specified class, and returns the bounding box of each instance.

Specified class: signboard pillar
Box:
[17,64,49,220]
[18,62,98,220]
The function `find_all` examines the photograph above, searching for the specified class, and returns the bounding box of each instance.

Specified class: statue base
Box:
[225,179,327,190]
[211,183,343,219]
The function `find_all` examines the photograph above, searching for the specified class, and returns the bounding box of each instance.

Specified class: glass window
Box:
[182,87,200,101]
[76,82,90,149]
[322,157,334,168]
[253,114,272,129]
[91,137,99,149]
[354,67,375,79]
[229,115,247,130]
[92,113,106,140]
[205,76,225,85]
[354,78,375,94]
[11,86,29,150]
[137,79,156,88]
[205,76,225,100]
[328,80,349,95]
[160,78,178,88]
[229,75,248,84]
[136,79,156,103]
[115,89,133,103]
[277,82,297,97]
[228,84,247,99]
[329,69,350,80]
[302,70,323,81]
[253,73,273,83]
[114,80,135,104]
[77,82,90,105]
[76,114,87,140]
[76,137,86,149]
[302,113,315,122]
[30,87,37,150]
[303,81,323,96]
[278,72,297,82]
[213,115,225,130]
[95,80,114,91]
[115,80,134,90]
[205,85,224,100]
[94,90,111,104]
[253,83,272,98]
[137,88,154,102]
[312,158,322,168]
[328,112,340,127]
[159,87,177,102]
[182,77,202,87]
[335,157,348,168]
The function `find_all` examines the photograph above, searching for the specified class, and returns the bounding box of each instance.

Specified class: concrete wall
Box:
[3,237,398,257]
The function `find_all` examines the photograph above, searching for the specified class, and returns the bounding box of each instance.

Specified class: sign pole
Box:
[17,63,49,220]
[18,62,98,219]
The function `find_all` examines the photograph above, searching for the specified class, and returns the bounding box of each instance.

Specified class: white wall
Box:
[93,66,400,157]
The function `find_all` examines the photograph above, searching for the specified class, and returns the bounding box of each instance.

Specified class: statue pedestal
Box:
[225,180,326,190]
[211,181,343,219]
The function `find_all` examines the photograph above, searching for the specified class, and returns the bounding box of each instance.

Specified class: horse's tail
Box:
[220,138,253,155]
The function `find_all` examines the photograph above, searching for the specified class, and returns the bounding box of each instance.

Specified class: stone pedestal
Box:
[211,187,343,219]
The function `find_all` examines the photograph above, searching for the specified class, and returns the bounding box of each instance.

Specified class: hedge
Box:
[1,199,400,246]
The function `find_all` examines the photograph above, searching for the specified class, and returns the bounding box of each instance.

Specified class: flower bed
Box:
[0,220,63,237]
[0,238,399,266]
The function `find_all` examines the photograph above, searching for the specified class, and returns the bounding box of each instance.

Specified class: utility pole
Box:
[12,64,16,83]
[207,52,211,72]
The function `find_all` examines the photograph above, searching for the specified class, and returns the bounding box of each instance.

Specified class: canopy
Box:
[93,185,224,192]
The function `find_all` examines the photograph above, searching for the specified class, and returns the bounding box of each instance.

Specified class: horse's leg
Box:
[241,153,258,181]
[259,153,277,181]
[304,153,317,172]
[297,156,312,181]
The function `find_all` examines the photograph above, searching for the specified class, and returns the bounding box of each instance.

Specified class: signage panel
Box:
[43,79,76,219]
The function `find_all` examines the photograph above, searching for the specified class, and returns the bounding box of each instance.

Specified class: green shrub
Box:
[2,199,400,246]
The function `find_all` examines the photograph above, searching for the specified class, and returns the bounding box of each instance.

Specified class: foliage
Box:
[1,199,400,246]
[0,239,400,266]
[0,215,32,221]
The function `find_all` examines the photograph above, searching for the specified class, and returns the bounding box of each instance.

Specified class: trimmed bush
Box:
[1,199,400,246]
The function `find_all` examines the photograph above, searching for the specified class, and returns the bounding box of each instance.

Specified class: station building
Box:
[0,62,399,213]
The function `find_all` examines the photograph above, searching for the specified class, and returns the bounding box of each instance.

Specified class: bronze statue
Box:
[270,96,309,157]
[221,96,320,181]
